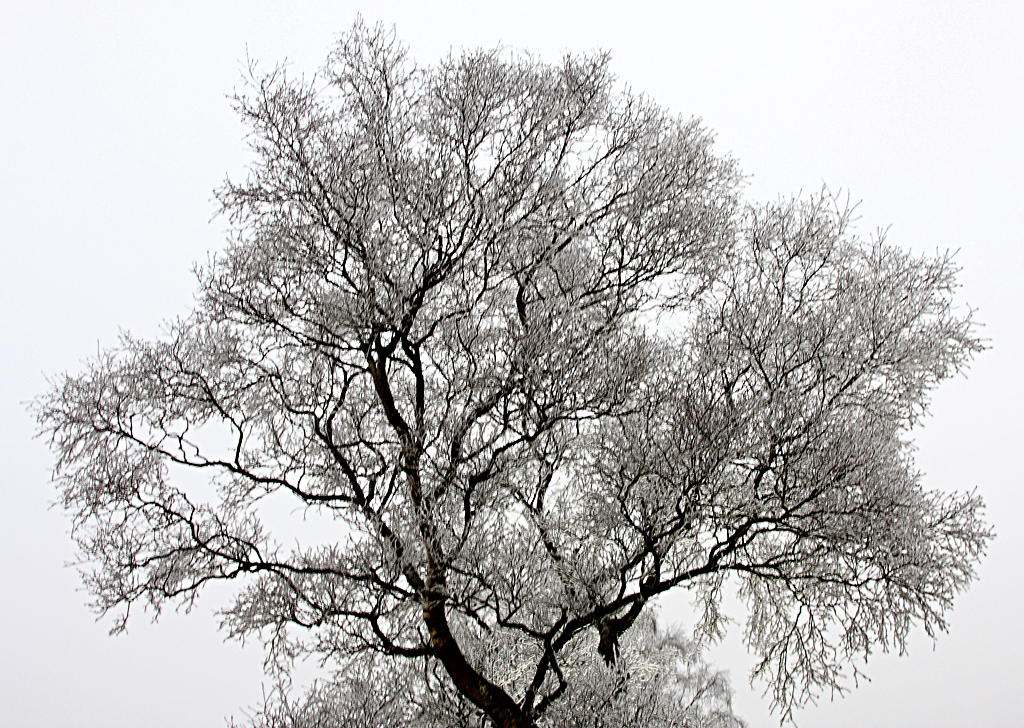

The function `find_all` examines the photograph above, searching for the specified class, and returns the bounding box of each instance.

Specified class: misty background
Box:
[1,2,1021,726]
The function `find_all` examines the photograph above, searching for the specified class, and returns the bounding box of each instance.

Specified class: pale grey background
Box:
[2,2,1021,726]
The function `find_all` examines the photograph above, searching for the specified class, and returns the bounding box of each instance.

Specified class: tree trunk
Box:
[423,593,534,728]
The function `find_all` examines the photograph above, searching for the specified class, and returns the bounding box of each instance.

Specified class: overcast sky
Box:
[2,2,1021,727]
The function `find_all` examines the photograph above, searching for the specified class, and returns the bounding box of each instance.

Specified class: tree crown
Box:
[35,20,990,727]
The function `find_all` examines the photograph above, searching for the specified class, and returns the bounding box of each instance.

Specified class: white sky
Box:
[2,2,1021,726]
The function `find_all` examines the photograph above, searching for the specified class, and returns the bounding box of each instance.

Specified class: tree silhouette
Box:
[36,21,991,728]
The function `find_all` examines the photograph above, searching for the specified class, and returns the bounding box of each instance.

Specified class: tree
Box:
[238,612,744,728]
[35,20,991,728]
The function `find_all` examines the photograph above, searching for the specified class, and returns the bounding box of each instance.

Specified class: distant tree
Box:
[35,20,991,728]
[239,612,744,728]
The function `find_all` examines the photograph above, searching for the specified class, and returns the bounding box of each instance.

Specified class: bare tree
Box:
[35,21,991,728]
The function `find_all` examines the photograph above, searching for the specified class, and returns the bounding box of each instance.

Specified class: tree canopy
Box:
[35,21,991,728]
